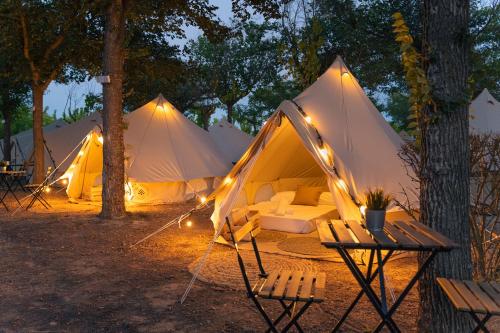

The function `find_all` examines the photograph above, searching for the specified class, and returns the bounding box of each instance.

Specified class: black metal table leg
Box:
[373,250,439,333]
[336,247,400,333]
[0,175,10,211]
[471,312,491,333]
[332,249,394,332]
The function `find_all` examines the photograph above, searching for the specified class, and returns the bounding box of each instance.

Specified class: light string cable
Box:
[130,201,212,247]
[180,217,226,304]
[10,134,88,215]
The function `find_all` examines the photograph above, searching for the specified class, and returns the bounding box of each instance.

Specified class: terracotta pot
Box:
[365,209,386,232]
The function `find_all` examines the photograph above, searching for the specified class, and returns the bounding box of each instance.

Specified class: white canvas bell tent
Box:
[0,119,67,166]
[208,56,417,234]
[469,89,500,134]
[208,119,253,165]
[43,113,102,175]
[63,94,229,204]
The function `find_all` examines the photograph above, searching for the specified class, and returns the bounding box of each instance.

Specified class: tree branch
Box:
[19,12,38,83]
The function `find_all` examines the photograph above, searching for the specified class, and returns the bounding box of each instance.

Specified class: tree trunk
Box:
[32,84,45,183]
[201,111,210,130]
[1,108,12,162]
[100,0,126,219]
[418,1,473,332]
[226,103,233,123]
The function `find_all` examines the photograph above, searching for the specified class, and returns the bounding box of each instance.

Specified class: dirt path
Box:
[0,192,492,332]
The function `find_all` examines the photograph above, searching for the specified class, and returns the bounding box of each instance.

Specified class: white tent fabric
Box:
[208,119,253,165]
[44,113,102,174]
[0,119,67,165]
[64,95,229,204]
[469,88,500,134]
[210,56,417,232]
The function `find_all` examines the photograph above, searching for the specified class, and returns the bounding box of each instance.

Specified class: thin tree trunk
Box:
[100,0,126,219]
[202,112,210,130]
[418,1,472,332]
[1,108,12,162]
[32,84,44,183]
[226,103,233,123]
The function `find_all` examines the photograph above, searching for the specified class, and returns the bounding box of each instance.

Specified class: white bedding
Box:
[247,201,335,234]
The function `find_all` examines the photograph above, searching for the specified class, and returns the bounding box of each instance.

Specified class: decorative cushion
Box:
[318,192,335,206]
[291,186,322,206]
[270,191,295,204]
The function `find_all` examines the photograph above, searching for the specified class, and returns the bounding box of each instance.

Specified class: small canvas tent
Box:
[63,95,229,204]
[0,119,67,166]
[469,88,500,134]
[209,56,416,234]
[208,119,253,165]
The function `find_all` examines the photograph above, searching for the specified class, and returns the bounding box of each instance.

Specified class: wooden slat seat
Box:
[438,278,499,332]
[254,269,325,302]
[437,278,500,315]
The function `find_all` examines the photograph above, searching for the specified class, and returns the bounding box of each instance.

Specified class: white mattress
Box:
[247,201,335,234]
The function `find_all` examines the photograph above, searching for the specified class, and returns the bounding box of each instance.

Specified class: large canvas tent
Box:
[209,56,416,233]
[208,119,253,165]
[63,95,229,204]
[0,119,67,166]
[469,88,500,134]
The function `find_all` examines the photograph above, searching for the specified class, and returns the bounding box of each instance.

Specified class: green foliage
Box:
[365,188,392,210]
[0,104,57,137]
[392,12,433,139]
[62,93,102,123]
[185,21,281,119]
[234,80,300,134]
[469,3,500,97]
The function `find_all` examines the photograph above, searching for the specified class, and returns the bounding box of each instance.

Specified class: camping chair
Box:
[23,167,52,210]
[225,214,326,333]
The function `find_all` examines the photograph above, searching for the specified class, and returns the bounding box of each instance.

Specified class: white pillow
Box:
[275,199,288,216]
[318,192,335,206]
[270,191,295,204]
[254,183,275,203]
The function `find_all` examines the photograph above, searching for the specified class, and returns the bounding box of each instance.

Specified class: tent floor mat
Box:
[237,230,342,262]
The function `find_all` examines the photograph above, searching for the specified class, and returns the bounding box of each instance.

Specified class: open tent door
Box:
[210,56,417,236]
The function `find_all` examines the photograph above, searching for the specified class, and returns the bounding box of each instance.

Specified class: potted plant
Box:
[364,189,392,232]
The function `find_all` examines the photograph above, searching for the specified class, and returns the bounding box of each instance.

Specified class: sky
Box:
[44,1,233,118]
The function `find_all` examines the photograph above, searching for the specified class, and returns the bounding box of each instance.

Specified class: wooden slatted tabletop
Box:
[316,219,459,251]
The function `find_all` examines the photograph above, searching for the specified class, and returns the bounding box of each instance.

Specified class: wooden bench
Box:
[437,278,500,332]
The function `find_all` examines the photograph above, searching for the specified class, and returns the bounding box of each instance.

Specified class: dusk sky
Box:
[44,0,233,117]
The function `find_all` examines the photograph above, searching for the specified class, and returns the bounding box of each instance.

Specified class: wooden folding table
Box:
[316,219,458,333]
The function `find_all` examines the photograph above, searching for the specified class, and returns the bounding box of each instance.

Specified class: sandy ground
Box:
[0,191,497,332]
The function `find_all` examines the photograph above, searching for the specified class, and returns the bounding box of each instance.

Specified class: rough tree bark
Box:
[226,103,233,123]
[100,0,126,219]
[32,84,45,183]
[418,1,473,332]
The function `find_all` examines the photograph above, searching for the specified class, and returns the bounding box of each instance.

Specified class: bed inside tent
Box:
[230,117,340,235]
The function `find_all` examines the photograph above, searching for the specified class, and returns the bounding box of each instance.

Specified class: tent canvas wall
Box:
[209,56,417,233]
[63,95,229,204]
[0,119,67,166]
[208,119,253,165]
[469,89,500,134]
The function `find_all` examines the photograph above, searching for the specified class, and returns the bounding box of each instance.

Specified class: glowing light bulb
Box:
[199,196,207,204]
[338,179,348,192]
[78,151,84,157]
[341,70,349,77]
[97,136,104,144]
[319,148,329,161]
[360,205,367,216]
[304,115,312,124]
[61,179,68,185]
[224,177,233,185]
[186,220,193,227]
[44,186,51,193]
